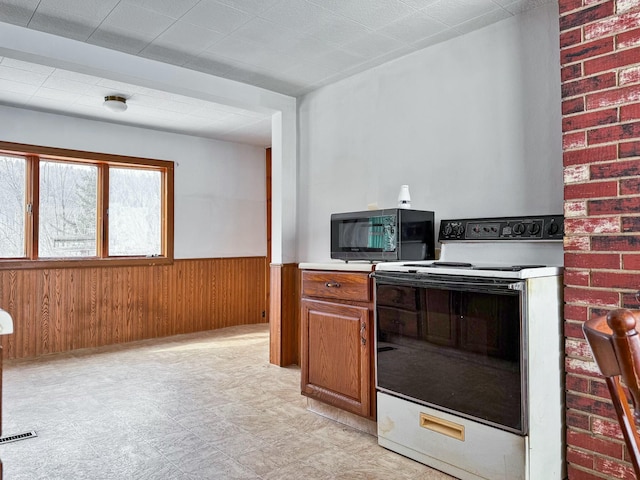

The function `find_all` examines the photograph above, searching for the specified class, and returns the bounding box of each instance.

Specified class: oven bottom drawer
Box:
[377,392,526,480]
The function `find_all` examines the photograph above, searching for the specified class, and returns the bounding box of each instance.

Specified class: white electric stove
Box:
[373,214,565,480]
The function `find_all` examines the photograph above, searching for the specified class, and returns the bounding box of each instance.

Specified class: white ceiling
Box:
[0,0,553,147]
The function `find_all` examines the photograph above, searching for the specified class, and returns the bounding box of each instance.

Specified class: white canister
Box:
[397,185,411,209]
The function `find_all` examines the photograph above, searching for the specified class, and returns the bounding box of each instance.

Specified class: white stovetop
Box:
[374,261,562,279]
[375,241,564,279]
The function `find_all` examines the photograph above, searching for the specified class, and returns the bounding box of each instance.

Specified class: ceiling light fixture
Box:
[103,95,127,113]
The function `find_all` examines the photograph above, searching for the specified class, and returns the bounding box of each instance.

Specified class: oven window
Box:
[376,282,524,433]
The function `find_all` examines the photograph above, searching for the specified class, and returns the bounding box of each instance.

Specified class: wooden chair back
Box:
[583,309,640,477]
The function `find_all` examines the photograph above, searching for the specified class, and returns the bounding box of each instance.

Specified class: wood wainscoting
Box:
[269,263,300,367]
[0,257,267,360]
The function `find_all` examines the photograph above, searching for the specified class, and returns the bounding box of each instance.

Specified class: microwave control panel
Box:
[439,215,564,241]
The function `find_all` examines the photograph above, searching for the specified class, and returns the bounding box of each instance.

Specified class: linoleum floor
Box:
[0,323,454,479]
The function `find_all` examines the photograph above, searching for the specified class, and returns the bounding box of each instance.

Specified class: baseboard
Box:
[306,398,377,436]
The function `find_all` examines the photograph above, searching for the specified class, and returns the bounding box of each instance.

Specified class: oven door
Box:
[373,272,527,435]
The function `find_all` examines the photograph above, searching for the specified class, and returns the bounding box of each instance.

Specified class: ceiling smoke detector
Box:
[103,95,127,113]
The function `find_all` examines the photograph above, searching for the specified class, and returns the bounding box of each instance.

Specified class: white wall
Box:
[0,22,296,264]
[0,104,266,259]
[297,3,563,262]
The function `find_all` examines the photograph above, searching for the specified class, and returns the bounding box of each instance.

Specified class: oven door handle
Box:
[372,272,524,294]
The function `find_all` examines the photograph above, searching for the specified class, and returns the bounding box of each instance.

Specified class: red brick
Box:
[561,37,615,65]
[567,374,591,394]
[621,178,640,194]
[585,10,640,41]
[568,414,593,433]
[619,140,640,158]
[567,464,608,480]
[586,84,640,110]
[591,234,640,251]
[565,305,589,321]
[566,200,589,217]
[567,424,624,456]
[590,378,612,398]
[567,356,602,376]
[620,65,640,86]
[622,216,640,232]
[594,456,635,479]
[562,28,584,48]
[586,46,640,75]
[566,269,591,286]
[592,417,624,441]
[566,131,588,150]
[591,159,640,179]
[567,446,595,469]
[559,0,583,15]
[565,252,621,269]
[567,338,595,358]
[587,121,640,145]
[562,73,617,98]
[589,197,640,216]
[591,307,613,318]
[565,217,620,233]
[564,97,586,115]
[592,271,640,288]
[564,145,617,166]
[618,26,640,49]
[564,286,620,306]
[620,103,640,121]
[563,63,584,82]
[563,107,618,131]
[564,182,619,200]
[622,291,640,308]
[565,235,592,251]
[622,253,640,269]
[566,319,587,339]
[560,1,616,32]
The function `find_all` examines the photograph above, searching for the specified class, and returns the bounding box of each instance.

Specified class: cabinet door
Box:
[301,299,372,418]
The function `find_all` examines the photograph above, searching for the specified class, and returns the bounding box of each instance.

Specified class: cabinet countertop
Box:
[299,262,375,272]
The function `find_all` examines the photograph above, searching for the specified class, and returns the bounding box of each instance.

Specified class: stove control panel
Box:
[439,215,564,241]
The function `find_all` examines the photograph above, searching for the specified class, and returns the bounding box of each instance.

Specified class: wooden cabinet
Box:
[300,270,375,419]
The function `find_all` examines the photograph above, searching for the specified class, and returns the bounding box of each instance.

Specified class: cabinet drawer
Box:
[302,270,371,302]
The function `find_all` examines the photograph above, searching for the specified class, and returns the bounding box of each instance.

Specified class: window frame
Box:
[0,141,174,270]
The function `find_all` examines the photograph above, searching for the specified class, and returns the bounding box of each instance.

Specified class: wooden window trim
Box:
[0,141,174,270]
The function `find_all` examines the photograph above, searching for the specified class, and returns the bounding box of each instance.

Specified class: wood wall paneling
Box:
[269,263,300,367]
[0,257,267,360]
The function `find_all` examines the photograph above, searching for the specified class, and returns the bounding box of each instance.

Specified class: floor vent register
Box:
[0,431,37,444]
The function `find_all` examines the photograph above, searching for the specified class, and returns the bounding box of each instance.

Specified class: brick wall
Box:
[560,0,640,478]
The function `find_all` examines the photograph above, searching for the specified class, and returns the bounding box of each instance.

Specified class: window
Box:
[0,154,26,258]
[0,141,174,268]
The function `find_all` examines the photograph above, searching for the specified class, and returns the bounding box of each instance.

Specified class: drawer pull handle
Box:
[360,322,366,345]
[419,413,465,441]
[325,282,341,288]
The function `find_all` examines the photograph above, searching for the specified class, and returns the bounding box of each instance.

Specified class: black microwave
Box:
[331,209,435,262]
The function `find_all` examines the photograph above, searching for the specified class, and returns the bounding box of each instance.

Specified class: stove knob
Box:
[443,224,453,236]
[548,222,559,235]
[513,223,525,235]
[529,223,541,235]
[453,225,464,237]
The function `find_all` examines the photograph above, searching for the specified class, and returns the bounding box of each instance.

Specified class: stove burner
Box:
[473,264,547,272]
